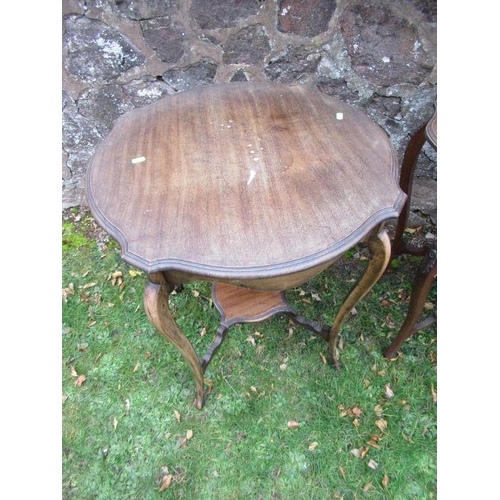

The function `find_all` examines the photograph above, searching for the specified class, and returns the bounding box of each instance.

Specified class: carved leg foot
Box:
[328,227,391,368]
[144,272,206,409]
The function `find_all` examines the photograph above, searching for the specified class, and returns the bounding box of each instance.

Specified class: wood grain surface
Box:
[87,82,404,283]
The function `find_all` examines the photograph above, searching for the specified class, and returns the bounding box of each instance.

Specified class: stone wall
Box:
[62,0,437,225]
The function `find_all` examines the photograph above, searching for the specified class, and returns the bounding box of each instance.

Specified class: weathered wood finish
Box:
[212,282,331,346]
[86,82,406,408]
[212,283,294,326]
[87,82,404,283]
[144,272,206,409]
[328,226,391,368]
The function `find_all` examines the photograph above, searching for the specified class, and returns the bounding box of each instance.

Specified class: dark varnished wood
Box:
[87,82,406,407]
[384,242,437,358]
[386,110,437,357]
[392,110,437,257]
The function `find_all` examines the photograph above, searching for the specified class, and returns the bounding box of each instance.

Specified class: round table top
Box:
[87,82,405,281]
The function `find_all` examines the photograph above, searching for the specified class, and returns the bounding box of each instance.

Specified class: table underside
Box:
[144,225,391,409]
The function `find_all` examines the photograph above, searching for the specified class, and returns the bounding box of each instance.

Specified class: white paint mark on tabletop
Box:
[131,156,146,164]
[247,169,257,185]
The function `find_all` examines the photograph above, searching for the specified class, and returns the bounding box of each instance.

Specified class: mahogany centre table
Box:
[86,82,405,408]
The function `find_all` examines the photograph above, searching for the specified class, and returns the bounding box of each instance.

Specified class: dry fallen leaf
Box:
[367,439,381,449]
[367,459,378,470]
[159,473,173,492]
[382,473,390,491]
[338,404,348,418]
[351,407,363,417]
[62,394,68,404]
[350,447,368,459]
[431,383,437,403]
[246,335,256,347]
[113,416,118,431]
[319,352,327,364]
[308,442,319,452]
[362,482,373,492]
[174,410,181,423]
[375,418,388,433]
[125,399,130,415]
[339,466,346,479]
[179,430,194,448]
[374,404,384,417]
[385,384,394,399]
[75,374,86,387]
[287,421,300,430]
[62,283,75,302]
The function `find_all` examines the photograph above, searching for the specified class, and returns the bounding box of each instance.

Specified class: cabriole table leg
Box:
[144,272,206,409]
[328,227,391,368]
[383,243,437,359]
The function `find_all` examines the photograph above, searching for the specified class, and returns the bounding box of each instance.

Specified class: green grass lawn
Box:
[62,207,437,499]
